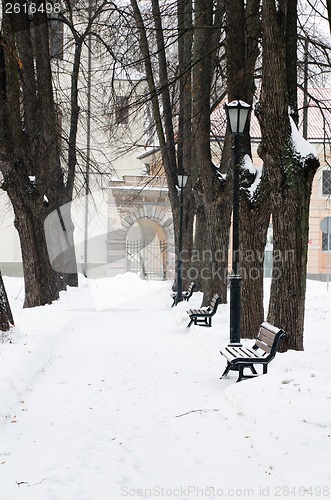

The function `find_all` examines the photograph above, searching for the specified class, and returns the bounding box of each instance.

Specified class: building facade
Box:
[0,8,330,281]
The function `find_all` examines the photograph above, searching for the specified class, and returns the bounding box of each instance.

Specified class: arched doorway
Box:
[126,219,167,279]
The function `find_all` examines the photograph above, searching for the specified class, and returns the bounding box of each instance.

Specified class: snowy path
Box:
[0,280,261,500]
[1,276,331,499]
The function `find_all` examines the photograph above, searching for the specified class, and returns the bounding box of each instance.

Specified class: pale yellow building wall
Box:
[228,139,331,280]
[307,143,331,279]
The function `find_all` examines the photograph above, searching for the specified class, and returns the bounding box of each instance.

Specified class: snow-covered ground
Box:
[0,273,330,500]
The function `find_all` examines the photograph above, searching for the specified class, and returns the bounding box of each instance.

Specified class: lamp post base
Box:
[229,274,242,346]
[175,295,183,306]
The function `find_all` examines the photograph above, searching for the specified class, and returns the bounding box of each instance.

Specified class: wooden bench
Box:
[171,281,196,307]
[186,293,221,328]
[220,321,285,382]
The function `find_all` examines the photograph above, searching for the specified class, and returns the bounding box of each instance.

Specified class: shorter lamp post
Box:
[224,99,251,345]
[175,172,189,305]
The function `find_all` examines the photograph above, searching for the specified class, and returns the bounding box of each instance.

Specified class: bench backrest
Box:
[254,321,285,359]
[209,294,221,313]
[187,282,196,296]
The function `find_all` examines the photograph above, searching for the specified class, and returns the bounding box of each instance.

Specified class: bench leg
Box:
[237,364,258,382]
[221,362,232,378]
[237,366,245,382]
[263,364,268,374]
[186,318,194,329]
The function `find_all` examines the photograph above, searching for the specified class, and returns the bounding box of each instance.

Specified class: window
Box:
[322,232,331,251]
[322,170,331,195]
[49,17,64,60]
[115,96,129,125]
[321,217,331,251]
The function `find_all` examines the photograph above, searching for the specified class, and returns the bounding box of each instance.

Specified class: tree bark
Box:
[130,0,195,292]
[0,271,14,332]
[239,184,270,338]
[258,0,319,350]
[0,8,78,308]
[226,0,270,338]
[191,0,230,304]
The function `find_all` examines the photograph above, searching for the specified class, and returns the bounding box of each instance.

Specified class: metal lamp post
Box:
[175,172,189,305]
[224,100,251,345]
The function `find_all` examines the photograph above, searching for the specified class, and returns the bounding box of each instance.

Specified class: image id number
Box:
[5,2,61,15]
[275,485,330,496]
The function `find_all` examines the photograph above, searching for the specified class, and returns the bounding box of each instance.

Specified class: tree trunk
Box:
[0,271,14,332]
[131,0,196,293]
[0,9,78,308]
[15,205,60,308]
[202,194,232,303]
[267,178,316,351]
[173,0,195,291]
[226,0,270,337]
[190,202,208,291]
[192,0,230,305]
[239,188,270,338]
[258,0,319,351]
